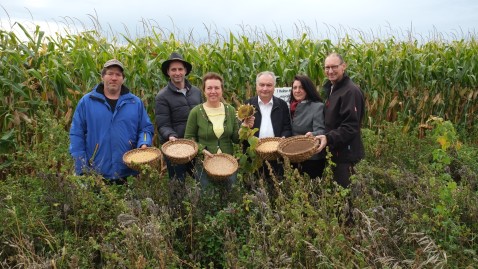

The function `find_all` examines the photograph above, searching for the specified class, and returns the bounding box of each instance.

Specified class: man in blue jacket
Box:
[69,59,154,184]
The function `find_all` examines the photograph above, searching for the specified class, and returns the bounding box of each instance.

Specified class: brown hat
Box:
[161,52,192,77]
[103,59,124,71]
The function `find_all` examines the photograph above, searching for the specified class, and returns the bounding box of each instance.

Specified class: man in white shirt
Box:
[244,71,292,179]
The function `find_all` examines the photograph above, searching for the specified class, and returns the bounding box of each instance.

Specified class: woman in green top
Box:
[184,72,240,188]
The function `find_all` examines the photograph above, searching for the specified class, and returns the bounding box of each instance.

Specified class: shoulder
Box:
[224,103,237,113]
[224,103,234,109]
[308,100,324,109]
[190,85,201,92]
[344,81,364,99]
[122,92,141,102]
[188,87,203,99]
[308,101,324,114]
[342,77,361,91]
[81,89,102,104]
[156,85,172,98]
[80,91,94,101]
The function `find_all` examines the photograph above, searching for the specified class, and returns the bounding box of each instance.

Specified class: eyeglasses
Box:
[324,64,342,71]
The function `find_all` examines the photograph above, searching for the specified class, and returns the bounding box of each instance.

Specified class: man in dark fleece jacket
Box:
[316,53,365,188]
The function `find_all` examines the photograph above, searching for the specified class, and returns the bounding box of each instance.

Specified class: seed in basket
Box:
[256,140,280,152]
[164,144,195,158]
[125,151,158,163]
[219,159,236,173]
[208,157,235,175]
[281,140,312,154]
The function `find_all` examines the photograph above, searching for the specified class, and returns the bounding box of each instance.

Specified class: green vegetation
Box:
[0,24,477,267]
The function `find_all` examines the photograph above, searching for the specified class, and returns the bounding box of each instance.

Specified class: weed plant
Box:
[1,110,477,267]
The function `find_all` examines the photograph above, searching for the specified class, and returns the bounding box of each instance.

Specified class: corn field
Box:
[1,24,477,155]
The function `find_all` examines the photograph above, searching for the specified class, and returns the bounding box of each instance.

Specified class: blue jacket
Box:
[69,83,154,179]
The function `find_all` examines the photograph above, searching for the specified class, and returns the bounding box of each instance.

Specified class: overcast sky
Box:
[1,0,477,42]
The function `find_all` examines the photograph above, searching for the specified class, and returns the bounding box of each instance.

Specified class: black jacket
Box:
[245,96,292,138]
[323,75,365,163]
[154,80,202,143]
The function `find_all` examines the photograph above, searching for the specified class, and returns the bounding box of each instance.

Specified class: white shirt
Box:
[258,97,275,138]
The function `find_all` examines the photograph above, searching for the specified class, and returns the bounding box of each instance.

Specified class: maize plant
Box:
[1,23,477,155]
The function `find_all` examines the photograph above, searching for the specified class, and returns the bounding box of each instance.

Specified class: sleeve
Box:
[69,99,88,175]
[137,101,154,147]
[184,107,207,153]
[154,91,177,141]
[312,102,326,136]
[230,105,240,144]
[184,107,199,142]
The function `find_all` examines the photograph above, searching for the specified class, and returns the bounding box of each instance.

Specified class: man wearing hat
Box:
[69,59,154,184]
[155,52,202,181]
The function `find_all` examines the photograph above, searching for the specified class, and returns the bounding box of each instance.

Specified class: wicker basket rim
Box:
[277,136,319,156]
[258,137,283,142]
[161,139,198,164]
[123,147,162,163]
[162,139,198,153]
[204,153,238,177]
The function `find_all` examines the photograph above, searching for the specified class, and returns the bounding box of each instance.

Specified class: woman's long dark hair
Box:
[289,75,323,104]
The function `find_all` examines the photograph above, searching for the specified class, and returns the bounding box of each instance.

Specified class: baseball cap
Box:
[103,59,124,71]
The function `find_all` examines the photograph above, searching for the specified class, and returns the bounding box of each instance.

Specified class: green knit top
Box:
[184,103,240,154]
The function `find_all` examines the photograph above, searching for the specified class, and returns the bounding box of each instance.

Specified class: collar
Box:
[96,82,130,96]
[324,74,350,96]
[258,96,273,106]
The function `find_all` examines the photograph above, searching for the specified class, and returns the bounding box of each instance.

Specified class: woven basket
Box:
[277,136,319,163]
[161,139,198,164]
[123,147,162,171]
[204,153,238,181]
[255,137,282,160]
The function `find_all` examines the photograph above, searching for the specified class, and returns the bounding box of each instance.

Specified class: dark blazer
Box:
[245,96,292,138]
